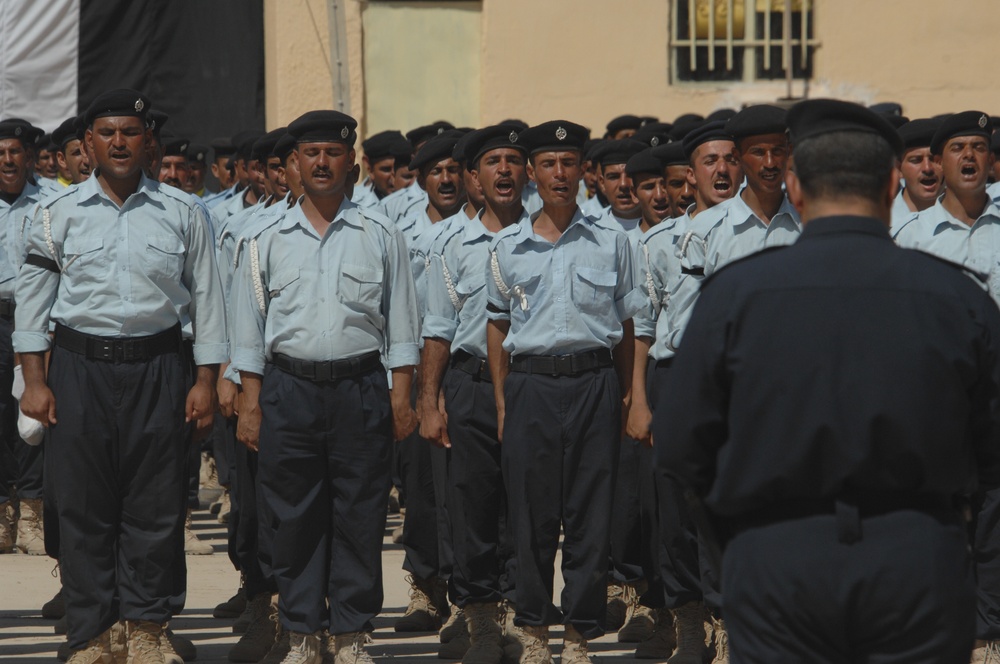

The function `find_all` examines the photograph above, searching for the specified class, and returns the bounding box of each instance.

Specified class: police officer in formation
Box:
[6,90,1000,664]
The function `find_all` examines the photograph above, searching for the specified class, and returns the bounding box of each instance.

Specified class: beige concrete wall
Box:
[263,0,366,131]
[362,1,481,137]
[265,0,1000,142]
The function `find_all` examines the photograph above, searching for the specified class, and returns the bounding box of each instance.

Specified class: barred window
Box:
[672,0,817,83]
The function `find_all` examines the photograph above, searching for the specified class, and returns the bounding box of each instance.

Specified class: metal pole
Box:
[328,0,351,114]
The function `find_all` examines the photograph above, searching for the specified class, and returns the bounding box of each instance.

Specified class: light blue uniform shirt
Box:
[0,181,45,299]
[988,180,1000,204]
[580,195,605,219]
[600,207,644,247]
[206,184,241,209]
[229,197,420,375]
[212,189,256,240]
[890,189,919,239]
[352,182,380,209]
[423,209,529,359]
[894,197,1000,303]
[485,209,645,356]
[13,173,229,365]
[378,183,427,224]
[634,211,692,361]
[665,194,801,351]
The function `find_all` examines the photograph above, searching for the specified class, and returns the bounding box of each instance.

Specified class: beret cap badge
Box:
[14,127,21,136]
[341,126,350,139]
[509,131,518,143]
[980,114,989,129]
[135,99,144,112]
[651,137,660,146]
[555,127,567,141]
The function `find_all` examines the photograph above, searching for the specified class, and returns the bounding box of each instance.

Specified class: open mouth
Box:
[961,164,978,177]
[760,170,781,183]
[918,175,938,189]
[713,177,732,194]
[437,184,456,196]
[312,169,331,182]
[652,201,670,215]
[552,184,570,195]
[495,178,514,195]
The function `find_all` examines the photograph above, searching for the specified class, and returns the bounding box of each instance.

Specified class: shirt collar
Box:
[279,195,358,235]
[927,195,1000,231]
[729,191,799,231]
[798,215,892,242]
[76,171,158,206]
[465,208,530,245]
[512,206,594,245]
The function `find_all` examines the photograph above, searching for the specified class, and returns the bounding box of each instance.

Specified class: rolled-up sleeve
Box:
[229,237,268,376]
[383,225,420,369]
[184,205,229,364]
[13,206,59,353]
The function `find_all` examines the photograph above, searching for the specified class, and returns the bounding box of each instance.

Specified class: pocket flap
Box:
[64,236,103,255]
[575,266,617,287]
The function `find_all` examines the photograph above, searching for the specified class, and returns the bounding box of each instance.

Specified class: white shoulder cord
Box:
[233,237,245,269]
[490,250,528,312]
[42,209,67,270]
[678,229,698,257]
[640,243,660,307]
[249,238,267,315]
[439,253,462,312]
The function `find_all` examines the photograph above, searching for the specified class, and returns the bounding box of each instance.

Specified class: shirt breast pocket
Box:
[64,236,106,276]
[339,262,384,311]
[572,266,618,314]
[455,272,486,309]
[144,234,185,280]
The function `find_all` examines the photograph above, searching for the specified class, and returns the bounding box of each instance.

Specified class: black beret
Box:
[187,143,209,163]
[363,130,407,161]
[591,139,646,167]
[992,130,1000,154]
[288,110,358,146]
[147,110,168,137]
[252,128,287,162]
[464,124,529,167]
[625,148,665,178]
[389,135,413,162]
[52,117,79,149]
[160,135,190,157]
[606,114,658,136]
[73,114,87,141]
[83,88,151,127]
[897,118,943,152]
[786,99,903,155]
[41,133,55,151]
[706,108,738,123]
[930,111,993,155]
[669,118,704,142]
[519,120,589,154]
[211,138,236,159]
[651,141,689,167]
[673,113,705,125]
[498,119,529,132]
[725,104,787,140]
[2,119,44,146]
[234,131,265,161]
[869,102,903,117]
[274,133,296,163]
[583,139,605,162]
[406,121,455,147]
[878,113,910,129]
[452,130,476,164]
[632,122,674,148]
[409,129,464,170]
[681,121,733,159]
[0,119,31,143]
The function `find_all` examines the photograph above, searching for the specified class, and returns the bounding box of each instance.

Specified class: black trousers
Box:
[0,317,43,505]
[397,395,452,582]
[443,367,513,606]
[610,437,650,585]
[651,361,721,610]
[257,364,393,635]
[723,510,974,664]
[502,368,620,640]
[232,437,274,598]
[48,346,188,649]
[971,488,1000,639]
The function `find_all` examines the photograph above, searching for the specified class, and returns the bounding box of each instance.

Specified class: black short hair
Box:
[792,131,895,202]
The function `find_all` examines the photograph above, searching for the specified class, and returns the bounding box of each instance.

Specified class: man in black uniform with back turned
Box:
[659,99,1000,664]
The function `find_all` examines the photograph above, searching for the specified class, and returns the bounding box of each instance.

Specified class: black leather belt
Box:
[451,350,491,382]
[509,348,613,376]
[54,323,181,363]
[0,299,14,320]
[272,350,382,382]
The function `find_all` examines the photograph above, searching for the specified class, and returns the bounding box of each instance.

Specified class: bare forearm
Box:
[613,319,635,403]
[418,338,452,412]
[486,320,510,405]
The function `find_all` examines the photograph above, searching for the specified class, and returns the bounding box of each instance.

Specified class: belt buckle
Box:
[552,355,573,376]
[95,339,115,361]
[120,339,138,362]
[314,361,333,382]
